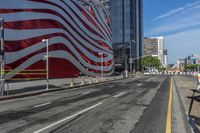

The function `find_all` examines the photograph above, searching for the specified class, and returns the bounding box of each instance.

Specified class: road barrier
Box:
[70,78,74,87]
[88,78,92,84]
[95,77,99,83]
[81,77,85,85]
[197,74,200,93]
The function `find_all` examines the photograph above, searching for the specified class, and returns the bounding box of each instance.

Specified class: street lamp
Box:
[42,39,49,91]
[129,40,136,74]
[0,18,5,96]
[99,53,104,78]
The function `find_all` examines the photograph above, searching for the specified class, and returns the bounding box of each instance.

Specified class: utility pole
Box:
[129,40,136,74]
[122,0,127,74]
[0,18,5,96]
[42,39,49,91]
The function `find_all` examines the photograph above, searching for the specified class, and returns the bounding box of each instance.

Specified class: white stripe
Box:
[34,102,52,108]
[33,102,103,133]
[6,36,113,64]
[137,83,143,87]
[65,0,110,38]
[5,28,112,53]
[114,92,126,98]
[0,0,112,48]
[2,11,108,44]
[84,0,112,42]
[67,0,112,44]
[52,0,112,44]
[6,51,114,79]
[0,0,41,9]
[63,0,112,46]
[83,91,90,95]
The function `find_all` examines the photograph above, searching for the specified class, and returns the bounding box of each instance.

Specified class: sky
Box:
[144,0,200,64]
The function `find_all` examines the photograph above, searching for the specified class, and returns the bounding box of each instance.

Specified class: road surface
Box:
[0,76,191,133]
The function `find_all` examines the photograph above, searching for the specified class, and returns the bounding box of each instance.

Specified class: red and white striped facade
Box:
[0,0,113,79]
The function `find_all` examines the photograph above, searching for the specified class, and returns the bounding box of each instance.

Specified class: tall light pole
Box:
[129,40,135,74]
[0,18,5,96]
[99,53,103,78]
[42,39,49,91]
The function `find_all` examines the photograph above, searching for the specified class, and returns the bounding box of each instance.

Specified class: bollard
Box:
[70,78,74,87]
[197,74,200,93]
[96,76,99,83]
[81,77,84,85]
[125,70,128,78]
[88,78,92,84]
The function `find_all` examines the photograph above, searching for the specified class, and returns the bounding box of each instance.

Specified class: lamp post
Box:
[0,18,5,96]
[99,53,103,79]
[129,40,136,74]
[42,39,49,91]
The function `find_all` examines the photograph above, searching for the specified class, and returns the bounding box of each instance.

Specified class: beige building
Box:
[144,37,158,56]
[144,36,167,67]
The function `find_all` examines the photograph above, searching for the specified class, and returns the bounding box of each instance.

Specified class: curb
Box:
[0,77,130,101]
[173,78,197,133]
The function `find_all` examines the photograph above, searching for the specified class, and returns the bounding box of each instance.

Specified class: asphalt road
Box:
[0,76,181,133]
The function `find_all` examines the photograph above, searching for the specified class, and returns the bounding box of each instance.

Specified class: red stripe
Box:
[72,1,112,41]
[0,9,112,49]
[28,0,110,43]
[5,32,112,59]
[6,43,113,69]
[10,58,79,78]
[3,10,112,51]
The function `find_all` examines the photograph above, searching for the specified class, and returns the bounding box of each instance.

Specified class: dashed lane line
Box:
[34,102,52,108]
[33,102,103,133]
[114,92,126,98]
[83,91,91,95]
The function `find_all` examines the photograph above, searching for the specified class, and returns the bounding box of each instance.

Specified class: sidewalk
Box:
[2,76,124,96]
[174,76,200,132]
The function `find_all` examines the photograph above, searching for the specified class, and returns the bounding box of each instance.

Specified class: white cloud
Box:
[151,12,200,35]
[153,1,200,21]
[165,28,200,63]
[147,1,200,36]
[146,1,200,63]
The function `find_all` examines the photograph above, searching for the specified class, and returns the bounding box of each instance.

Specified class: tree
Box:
[184,64,200,72]
[141,56,161,71]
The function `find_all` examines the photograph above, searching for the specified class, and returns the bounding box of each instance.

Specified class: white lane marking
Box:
[114,92,126,98]
[33,102,103,133]
[34,102,52,108]
[109,85,114,88]
[137,83,143,87]
[83,91,90,95]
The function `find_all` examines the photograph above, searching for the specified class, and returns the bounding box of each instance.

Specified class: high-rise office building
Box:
[110,0,143,72]
[144,36,168,67]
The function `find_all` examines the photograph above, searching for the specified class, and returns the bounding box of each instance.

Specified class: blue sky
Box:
[144,0,200,64]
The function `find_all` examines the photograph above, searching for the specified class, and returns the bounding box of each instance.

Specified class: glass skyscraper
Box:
[110,0,143,71]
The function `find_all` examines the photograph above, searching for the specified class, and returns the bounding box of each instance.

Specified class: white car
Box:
[144,71,150,75]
